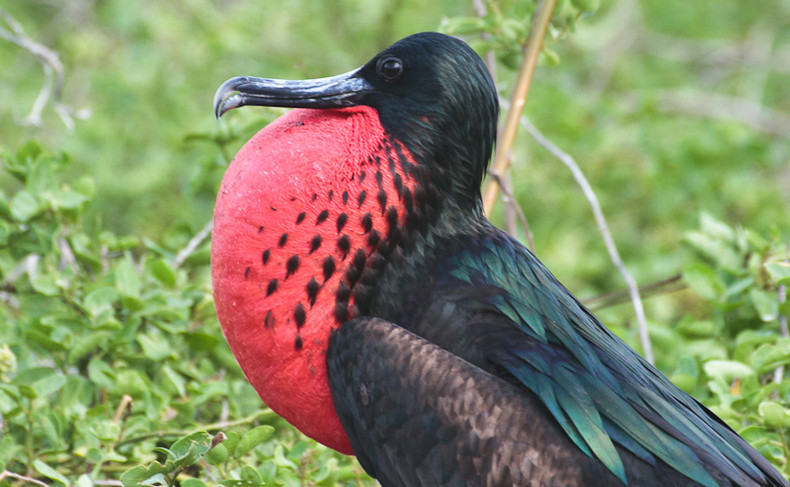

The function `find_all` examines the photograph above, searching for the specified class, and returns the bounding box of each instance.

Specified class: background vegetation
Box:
[0,0,788,485]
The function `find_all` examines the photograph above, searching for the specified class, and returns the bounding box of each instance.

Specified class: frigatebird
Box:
[211,32,787,486]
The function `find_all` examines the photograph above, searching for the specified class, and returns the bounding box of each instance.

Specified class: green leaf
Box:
[240,465,264,484]
[206,442,228,465]
[273,443,297,469]
[0,220,11,245]
[703,359,755,383]
[83,287,119,318]
[683,231,741,272]
[542,47,561,66]
[68,331,112,363]
[137,332,174,361]
[50,188,89,210]
[18,384,38,399]
[120,463,169,487]
[724,277,754,299]
[26,156,57,194]
[12,366,54,384]
[220,481,266,487]
[89,420,121,443]
[148,258,177,288]
[759,401,790,428]
[683,263,724,300]
[113,369,150,397]
[169,431,212,467]
[235,425,275,457]
[765,262,790,285]
[32,373,67,398]
[116,256,142,299]
[33,459,69,486]
[571,0,599,12]
[162,365,186,397]
[750,339,790,373]
[88,358,117,390]
[76,474,94,487]
[10,190,41,221]
[287,440,309,461]
[749,288,779,322]
[439,16,485,36]
[699,212,736,242]
[222,431,240,457]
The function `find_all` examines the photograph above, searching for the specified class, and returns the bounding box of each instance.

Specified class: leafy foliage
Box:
[0,0,788,485]
[676,214,790,471]
[0,143,371,485]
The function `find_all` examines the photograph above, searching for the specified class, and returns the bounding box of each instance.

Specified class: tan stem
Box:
[483,0,558,216]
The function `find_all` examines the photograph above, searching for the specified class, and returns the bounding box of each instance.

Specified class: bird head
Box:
[211,32,498,455]
[215,32,499,208]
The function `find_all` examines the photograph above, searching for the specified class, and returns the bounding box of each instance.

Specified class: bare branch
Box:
[472,0,498,83]
[112,394,133,423]
[774,245,789,384]
[173,220,213,269]
[648,90,790,138]
[585,274,685,311]
[500,169,519,238]
[0,470,49,487]
[483,0,558,215]
[58,236,79,274]
[4,254,40,285]
[641,29,790,76]
[0,291,19,310]
[519,115,655,363]
[487,168,535,252]
[0,7,89,130]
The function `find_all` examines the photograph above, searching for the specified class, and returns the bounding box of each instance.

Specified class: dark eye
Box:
[377,56,404,81]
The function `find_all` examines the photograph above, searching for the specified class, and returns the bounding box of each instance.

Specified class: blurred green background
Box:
[1,0,789,482]
[2,0,787,289]
[2,0,789,369]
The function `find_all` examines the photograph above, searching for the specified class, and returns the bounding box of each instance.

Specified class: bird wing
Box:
[327,316,635,487]
[435,231,784,487]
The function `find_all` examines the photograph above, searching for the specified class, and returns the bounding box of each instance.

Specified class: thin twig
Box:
[584,273,685,311]
[500,170,519,239]
[487,169,535,252]
[58,236,79,274]
[472,0,498,83]
[0,470,49,487]
[640,29,790,76]
[585,0,641,94]
[483,0,558,215]
[773,245,789,384]
[473,0,529,242]
[648,90,790,138]
[518,114,654,363]
[115,409,275,447]
[0,291,20,310]
[737,21,774,105]
[173,220,213,269]
[112,394,133,423]
[0,8,88,130]
[4,254,40,285]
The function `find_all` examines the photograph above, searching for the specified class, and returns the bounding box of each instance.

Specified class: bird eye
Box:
[377,56,404,81]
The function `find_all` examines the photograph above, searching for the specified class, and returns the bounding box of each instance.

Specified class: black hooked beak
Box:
[213,68,372,119]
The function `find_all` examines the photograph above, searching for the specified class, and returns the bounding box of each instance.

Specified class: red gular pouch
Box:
[212,105,416,454]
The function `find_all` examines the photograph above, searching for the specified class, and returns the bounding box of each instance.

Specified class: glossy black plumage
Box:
[330,229,785,486]
[214,32,788,487]
[329,317,717,486]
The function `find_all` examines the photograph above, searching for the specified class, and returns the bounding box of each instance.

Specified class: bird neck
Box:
[378,113,492,213]
[211,105,488,453]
